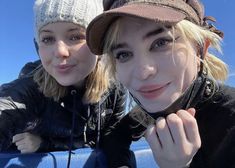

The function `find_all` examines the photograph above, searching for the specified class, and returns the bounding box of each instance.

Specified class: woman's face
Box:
[111,17,199,113]
[38,22,97,87]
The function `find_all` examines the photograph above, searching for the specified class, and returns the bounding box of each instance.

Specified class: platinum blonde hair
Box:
[103,19,228,82]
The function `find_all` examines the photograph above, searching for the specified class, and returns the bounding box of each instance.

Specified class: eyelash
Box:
[149,37,175,50]
[41,36,55,44]
[114,51,132,63]
[69,34,85,41]
[113,36,179,63]
[40,34,85,45]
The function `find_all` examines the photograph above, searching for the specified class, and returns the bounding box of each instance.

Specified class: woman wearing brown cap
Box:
[0,0,138,167]
[86,0,235,167]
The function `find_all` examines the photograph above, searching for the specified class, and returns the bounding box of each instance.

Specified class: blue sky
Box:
[1,0,235,86]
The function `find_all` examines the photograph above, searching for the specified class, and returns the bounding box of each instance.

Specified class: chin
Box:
[57,82,71,87]
[141,98,177,113]
[56,79,74,87]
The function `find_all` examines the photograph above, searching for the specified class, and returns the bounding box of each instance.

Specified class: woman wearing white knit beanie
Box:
[0,0,135,167]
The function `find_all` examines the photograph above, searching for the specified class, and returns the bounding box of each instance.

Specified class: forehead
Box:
[115,16,178,38]
[40,22,85,33]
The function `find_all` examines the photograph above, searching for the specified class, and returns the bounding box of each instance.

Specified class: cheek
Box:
[181,47,199,75]
[116,64,131,86]
[38,45,48,55]
[171,46,198,75]
[39,48,52,64]
[173,48,189,66]
[174,48,198,88]
[79,47,97,66]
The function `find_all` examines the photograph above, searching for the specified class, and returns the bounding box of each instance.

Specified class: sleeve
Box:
[36,136,76,152]
[206,87,235,168]
[0,79,40,151]
[189,124,235,168]
[189,85,235,168]
[100,84,147,168]
[209,126,235,168]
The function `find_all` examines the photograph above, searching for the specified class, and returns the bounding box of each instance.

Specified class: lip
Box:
[55,64,76,73]
[137,83,170,100]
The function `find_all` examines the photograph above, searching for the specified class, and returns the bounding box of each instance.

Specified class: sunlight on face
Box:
[110,17,199,113]
[38,22,97,87]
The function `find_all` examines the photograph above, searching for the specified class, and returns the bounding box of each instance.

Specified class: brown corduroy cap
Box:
[86,0,205,55]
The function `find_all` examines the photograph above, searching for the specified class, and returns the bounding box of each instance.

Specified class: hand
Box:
[12,132,42,153]
[145,108,201,168]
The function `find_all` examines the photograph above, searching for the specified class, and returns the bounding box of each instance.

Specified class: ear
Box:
[196,39,210,73]
[202,38,211,59]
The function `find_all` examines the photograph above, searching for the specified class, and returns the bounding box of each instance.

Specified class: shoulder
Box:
[198,83,235,108]
[18,60,41,78]
[204,84,235,167]
[100,82,127,103]
[219,84,235,97]
[196,83,235,125]
[215,84,235,107]
[0,76,41,100]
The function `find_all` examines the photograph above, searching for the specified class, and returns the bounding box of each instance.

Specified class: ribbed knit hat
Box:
[34,0,103,42]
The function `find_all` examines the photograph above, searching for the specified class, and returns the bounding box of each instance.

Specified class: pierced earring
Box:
[205,80,212,96]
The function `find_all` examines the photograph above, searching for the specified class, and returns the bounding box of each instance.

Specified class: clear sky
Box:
[1,0,235,86]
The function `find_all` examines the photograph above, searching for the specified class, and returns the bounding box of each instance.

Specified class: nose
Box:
[54,41,69,58]
[135,57,157,80]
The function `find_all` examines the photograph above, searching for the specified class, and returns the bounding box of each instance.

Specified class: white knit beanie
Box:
[34,0,103,42]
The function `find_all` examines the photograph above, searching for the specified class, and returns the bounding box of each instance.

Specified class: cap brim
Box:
[87,4,186,55]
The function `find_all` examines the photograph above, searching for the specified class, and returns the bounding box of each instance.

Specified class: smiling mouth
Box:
[55,64,75,73]
[138,83,170,100]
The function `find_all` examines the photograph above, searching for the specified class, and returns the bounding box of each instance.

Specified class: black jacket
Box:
[191,84,235,168]
[0,61,134,167]
[114,76,235,168]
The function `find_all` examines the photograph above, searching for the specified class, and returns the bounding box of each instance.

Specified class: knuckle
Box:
[167,114,182,125]
[156,118,166,130]
[184,117,197,127]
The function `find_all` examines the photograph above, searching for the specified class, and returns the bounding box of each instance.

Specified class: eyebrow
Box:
[39,28,85,34]
[143,28,165,40]
[67,28,85,33]
[111,43,129,52]
[40,30,52,33]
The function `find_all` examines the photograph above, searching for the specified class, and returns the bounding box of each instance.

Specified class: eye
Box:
[69,34,85,41]
[41,36,55,45]
[114,51,133,63]
[150,38,173,50]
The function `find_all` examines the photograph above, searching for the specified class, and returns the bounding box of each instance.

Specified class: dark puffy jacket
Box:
[190,84,235,168]
[0,61,135,167]
[114,76,235,168]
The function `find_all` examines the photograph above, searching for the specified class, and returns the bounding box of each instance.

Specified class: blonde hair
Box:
[103,18,228,82]
[176,20,228,81]
[33,58,110,103]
